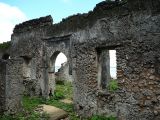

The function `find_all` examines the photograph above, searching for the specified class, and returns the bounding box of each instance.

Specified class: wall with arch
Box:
[1,0,160,119]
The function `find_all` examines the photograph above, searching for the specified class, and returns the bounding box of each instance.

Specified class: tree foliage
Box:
[0,41,11,49]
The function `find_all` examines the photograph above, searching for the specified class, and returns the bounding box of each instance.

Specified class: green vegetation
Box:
[108,79,118,92]
[22,96,79,120]
[0,96,49,120]
[0,81,117,120]
[0,82,74,120]
[0,41,11,50]
[22,96,46,110]
[52,82,117,120]
[55,81,73,100]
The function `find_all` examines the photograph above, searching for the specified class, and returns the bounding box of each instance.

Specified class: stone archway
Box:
[43,35,72,97]
[48,51,72,98]
[48,51,63,95]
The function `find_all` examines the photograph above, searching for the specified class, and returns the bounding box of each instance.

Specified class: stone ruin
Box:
[0,0,160,119]
[55,62,73,83]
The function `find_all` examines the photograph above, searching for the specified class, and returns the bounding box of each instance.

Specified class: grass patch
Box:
[107,80,118,92]
[22,96,45,110]
[0,96,49,120]
[22,96,79,120]
[46,97,73,112]
[55,81,73,100]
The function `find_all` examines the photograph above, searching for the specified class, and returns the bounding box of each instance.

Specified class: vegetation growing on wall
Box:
[108,79,118,92]
[0,41,11,50]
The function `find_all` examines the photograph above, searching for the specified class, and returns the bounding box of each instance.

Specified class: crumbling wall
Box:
[0,46,10,60]
[5,59,23,114]
[55,62,73,82]
[45,35,72,95]
[11,16,53,97]
[7,0,160,119]
[0,60,6,114]
[22,58,37,96]
[70,2,160,120]
[0,59,23,114]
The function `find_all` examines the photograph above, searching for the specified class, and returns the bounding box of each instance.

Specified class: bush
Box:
[108,80,118,92]
[0,41,11,50]
[54,91,65,100]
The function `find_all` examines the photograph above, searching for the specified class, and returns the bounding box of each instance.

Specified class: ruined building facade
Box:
[0,0,160,119]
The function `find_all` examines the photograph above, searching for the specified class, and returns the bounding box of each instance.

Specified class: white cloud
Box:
[0,2,27,43]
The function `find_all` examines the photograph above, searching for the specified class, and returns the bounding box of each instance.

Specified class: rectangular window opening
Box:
[97,48,117,90]
[109,50,117,80]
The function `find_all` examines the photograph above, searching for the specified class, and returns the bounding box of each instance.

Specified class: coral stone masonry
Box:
[0,0,160,119]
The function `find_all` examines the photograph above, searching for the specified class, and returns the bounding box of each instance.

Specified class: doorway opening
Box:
[49,52,73,102]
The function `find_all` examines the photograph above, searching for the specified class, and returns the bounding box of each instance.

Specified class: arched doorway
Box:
[49,52,73,101]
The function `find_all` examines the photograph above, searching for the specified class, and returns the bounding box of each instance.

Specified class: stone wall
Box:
[47,1,126,36]
[0,47,10,60]
[44,35,72,94]
[70,3,160,120]
[55,62,73,82]
[0,59,23,114]
[6,0,160,119]
[0,60,6,114]
[5,59,23,114]
[10,16,53,97]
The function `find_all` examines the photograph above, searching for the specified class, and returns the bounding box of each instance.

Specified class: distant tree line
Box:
[0,41,11,49]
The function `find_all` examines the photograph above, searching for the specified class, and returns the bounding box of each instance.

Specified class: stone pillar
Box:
[97,49,110,89]
[5,59,23,114]
[0,60,6,114]
[0,59,23,114]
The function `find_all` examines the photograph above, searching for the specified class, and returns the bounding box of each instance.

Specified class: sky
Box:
[0,0,103,43]
[55,53,67,67]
